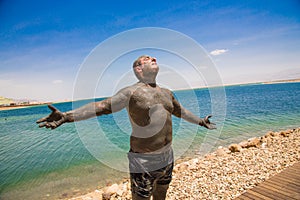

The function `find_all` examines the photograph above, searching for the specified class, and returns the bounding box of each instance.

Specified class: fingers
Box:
[205,115,212,119]
[36,105,57,124]
[47,122,58,129]
[203,115,217,129]
[38,121,59,129]
[48,104,58,112]
[209,124,217,129]
[204,115,212,123]
[38,122,47,128]
[36,116,48,124]
[37,104,60,127]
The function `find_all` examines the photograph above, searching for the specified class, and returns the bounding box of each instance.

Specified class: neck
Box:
[148,82,157,87]
[139,80,157,87]
[140,76,157,85]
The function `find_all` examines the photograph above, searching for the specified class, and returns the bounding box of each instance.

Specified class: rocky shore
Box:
[70,128,300,200]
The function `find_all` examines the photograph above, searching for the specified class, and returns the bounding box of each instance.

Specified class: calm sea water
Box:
[0,82,299,199]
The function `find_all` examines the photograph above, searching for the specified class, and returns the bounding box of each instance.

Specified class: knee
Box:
[153,183,169,200]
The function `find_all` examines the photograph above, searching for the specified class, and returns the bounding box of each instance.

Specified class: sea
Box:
[0,82,299,200]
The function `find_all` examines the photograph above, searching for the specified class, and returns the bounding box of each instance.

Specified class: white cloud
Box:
[52,80,63,84]
[210,49,228,56]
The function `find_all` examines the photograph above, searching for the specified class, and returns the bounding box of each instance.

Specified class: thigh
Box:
[129,162,173,198]
[130,172,155,198]
[156,162,174,185]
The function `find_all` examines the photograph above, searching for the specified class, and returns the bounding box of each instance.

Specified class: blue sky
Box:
[0,0,300,101]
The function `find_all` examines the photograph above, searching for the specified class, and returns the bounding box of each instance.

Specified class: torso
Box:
[126,82,174,153]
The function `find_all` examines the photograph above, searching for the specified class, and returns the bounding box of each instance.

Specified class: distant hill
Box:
[0,96,14,105]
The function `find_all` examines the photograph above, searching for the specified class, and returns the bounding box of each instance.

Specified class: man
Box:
[37,55,216,200]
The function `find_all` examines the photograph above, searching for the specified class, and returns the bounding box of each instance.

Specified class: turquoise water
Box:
[0,82,299,199]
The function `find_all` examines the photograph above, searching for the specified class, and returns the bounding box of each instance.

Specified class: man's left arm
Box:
[171,92,216,130]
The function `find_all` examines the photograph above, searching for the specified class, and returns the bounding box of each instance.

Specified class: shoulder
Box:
[114,82,142,97]
[160,87,173,94]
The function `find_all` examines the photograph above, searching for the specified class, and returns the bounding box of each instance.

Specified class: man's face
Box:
[138,56,159,75]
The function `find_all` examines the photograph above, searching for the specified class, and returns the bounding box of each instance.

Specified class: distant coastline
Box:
[1,78,299,111]
[261,78,300,84]
[0,102,51,111]
[223,78,300,87]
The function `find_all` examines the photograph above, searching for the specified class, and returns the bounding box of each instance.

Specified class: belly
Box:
[130,118,173,153]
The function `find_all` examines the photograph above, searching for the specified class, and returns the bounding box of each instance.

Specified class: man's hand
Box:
[36,104,66,129]
[201,115,216,130]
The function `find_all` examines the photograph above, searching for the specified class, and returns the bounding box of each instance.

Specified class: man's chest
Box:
[129,88,173,112]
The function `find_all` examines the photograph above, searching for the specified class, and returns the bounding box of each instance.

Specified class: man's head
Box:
[133,55,159,83]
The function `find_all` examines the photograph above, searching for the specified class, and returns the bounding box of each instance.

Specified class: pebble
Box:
[69,128,300,200]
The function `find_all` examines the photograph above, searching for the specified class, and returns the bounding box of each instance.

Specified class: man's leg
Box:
[152,183,169,200]
[132,192,151,200]
[130,173,154,200]
[153,161,174,200]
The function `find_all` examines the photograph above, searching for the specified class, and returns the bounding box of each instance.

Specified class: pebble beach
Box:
[67,127,300,200]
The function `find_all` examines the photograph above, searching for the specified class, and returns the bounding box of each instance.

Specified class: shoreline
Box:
[0,103,50,111]
[1,80,299,111]
[0,105,34,111]
[68,127,300,200]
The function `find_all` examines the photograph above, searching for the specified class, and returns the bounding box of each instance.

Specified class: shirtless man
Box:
[37,55,216,200]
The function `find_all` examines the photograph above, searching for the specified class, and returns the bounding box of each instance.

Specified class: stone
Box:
[280,131,290,137]
[102,183,119,199]
[245,137,262,148]
[102,193,111,200]
[71,128,300,200]
[177,162,189,172]
[261,142,267,149]
[228,144,242,152]
[265,131,274,138]
[116,188,123,196]
[238,140,248,148]
[216,147,229,156]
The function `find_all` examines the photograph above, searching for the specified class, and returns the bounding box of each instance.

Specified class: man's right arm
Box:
[65,87,131,122]
[37,87,131,129]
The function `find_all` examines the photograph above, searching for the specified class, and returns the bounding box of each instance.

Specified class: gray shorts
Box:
[128,148,174,198]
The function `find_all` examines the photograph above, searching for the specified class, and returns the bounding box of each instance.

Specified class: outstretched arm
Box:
[36,88,130,129]
[171,93,216,130]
